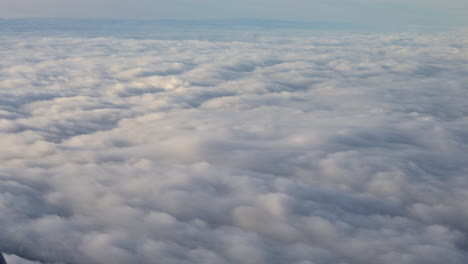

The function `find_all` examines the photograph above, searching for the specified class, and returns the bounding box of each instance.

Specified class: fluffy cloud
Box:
[0,27,468,264]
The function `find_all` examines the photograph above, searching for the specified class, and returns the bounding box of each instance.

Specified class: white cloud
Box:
[0,28,468,264]
[3,254,44,264]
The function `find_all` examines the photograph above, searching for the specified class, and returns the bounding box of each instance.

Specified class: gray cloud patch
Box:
[1,29,468,264]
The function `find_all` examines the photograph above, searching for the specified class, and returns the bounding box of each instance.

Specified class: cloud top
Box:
[0,27,468,264]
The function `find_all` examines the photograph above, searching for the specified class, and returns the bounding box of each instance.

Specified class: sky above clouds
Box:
[1,0,467,28]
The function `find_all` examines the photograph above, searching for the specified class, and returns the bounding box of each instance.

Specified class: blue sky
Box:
[1,0,467,28]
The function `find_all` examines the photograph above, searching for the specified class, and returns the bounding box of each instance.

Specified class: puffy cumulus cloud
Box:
[1,29,468,264]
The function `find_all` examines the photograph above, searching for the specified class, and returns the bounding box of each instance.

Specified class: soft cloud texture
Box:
[0,24,468,264]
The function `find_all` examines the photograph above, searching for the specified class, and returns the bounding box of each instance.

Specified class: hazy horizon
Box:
[1,0,467,29]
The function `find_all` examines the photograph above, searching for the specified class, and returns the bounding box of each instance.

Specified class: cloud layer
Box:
[1,28,468,264]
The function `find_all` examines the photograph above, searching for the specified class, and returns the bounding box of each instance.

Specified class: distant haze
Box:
[1,0,467,29]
